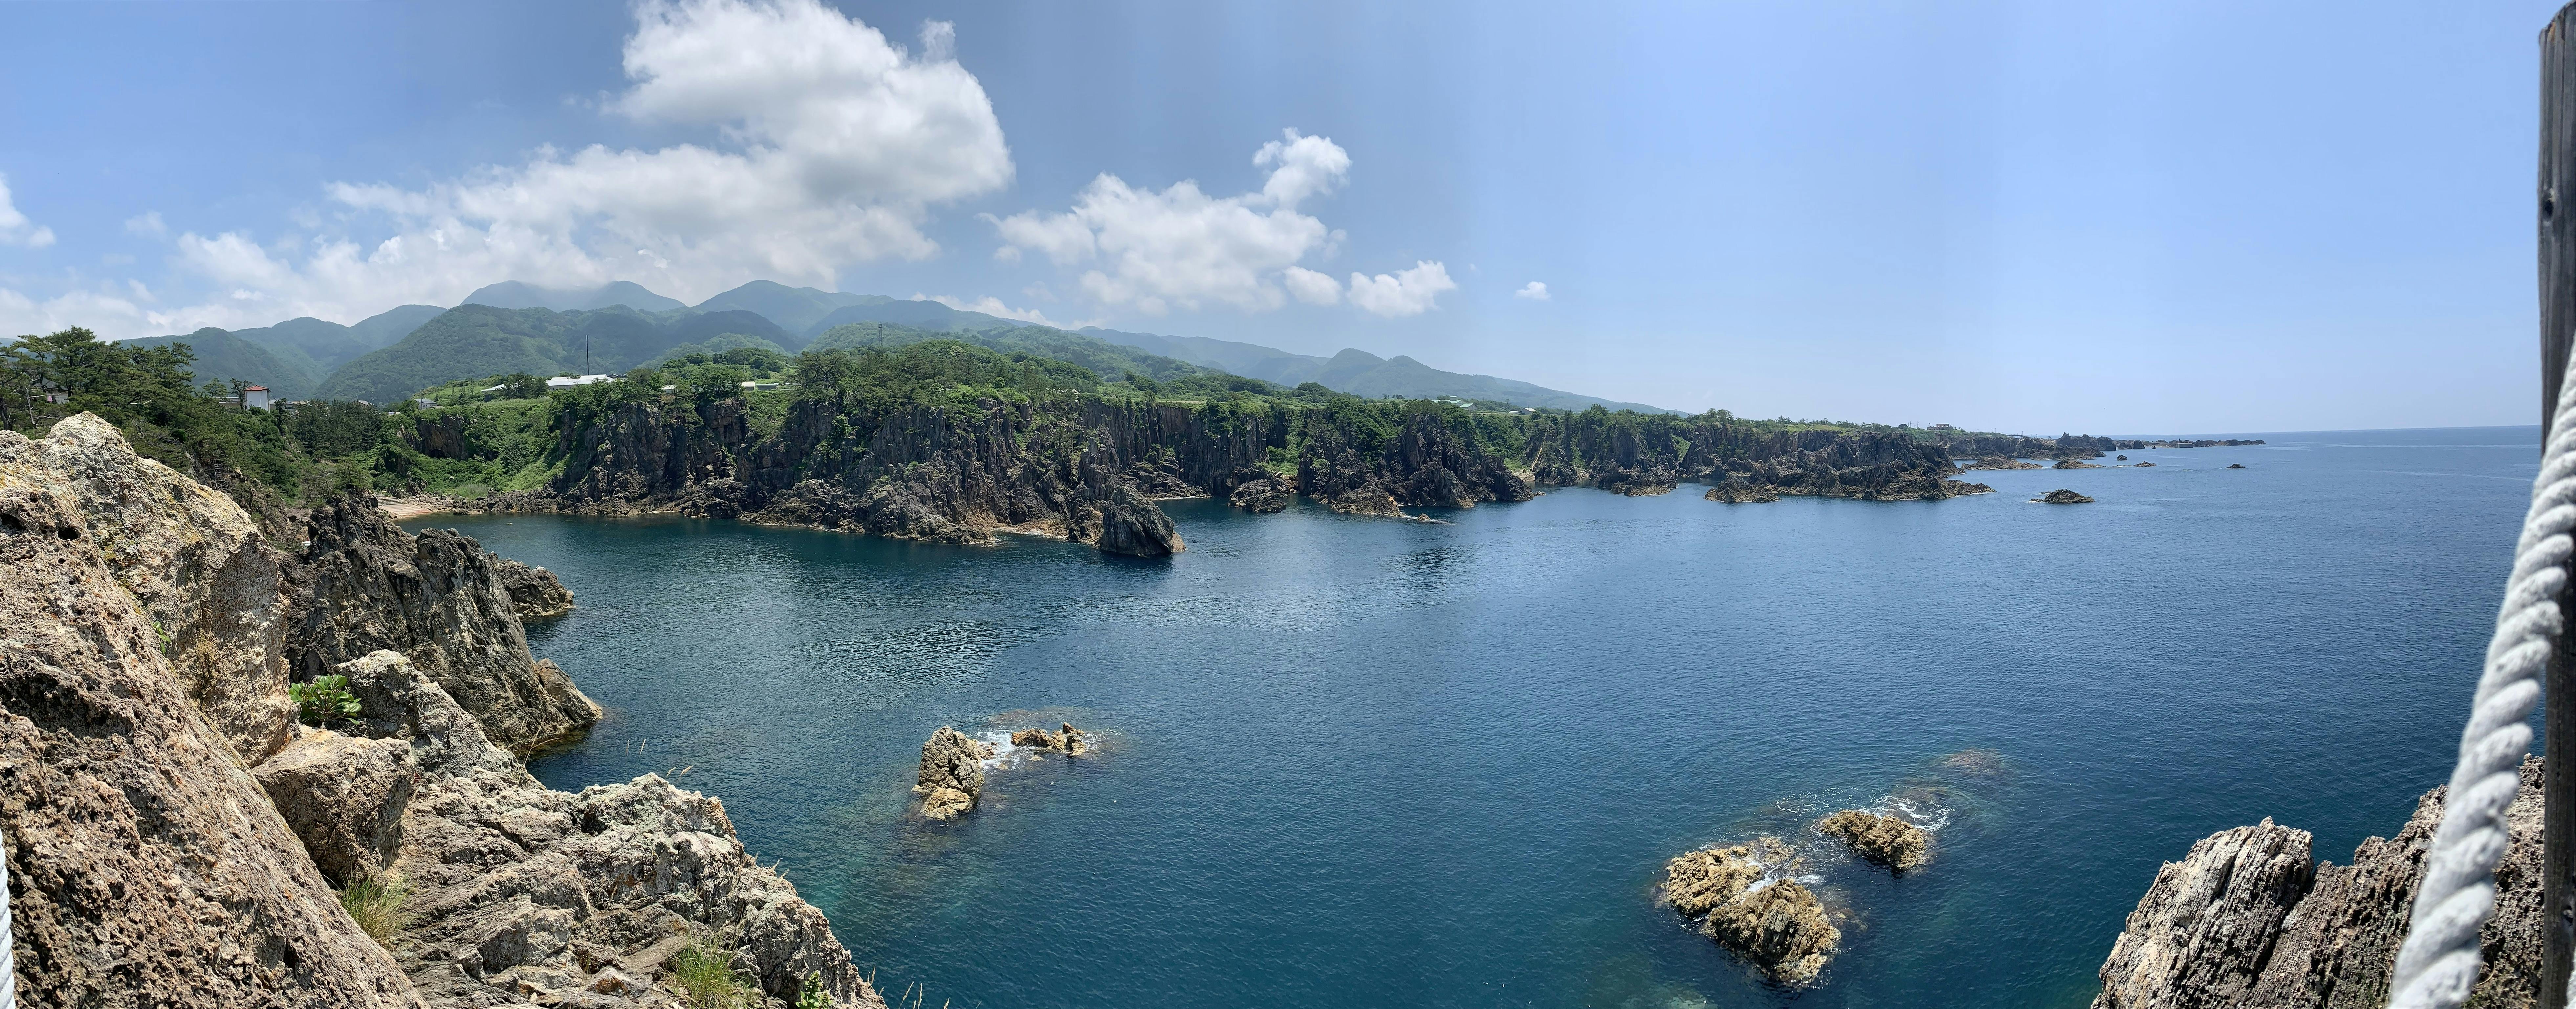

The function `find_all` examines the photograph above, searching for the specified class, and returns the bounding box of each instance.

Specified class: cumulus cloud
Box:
[1348,261,1456,318]
[989,128,1363,316]
[0,175,56,249]
[912,292,1097,329]
[1514,280,1549,301]
[5,0,1012,339]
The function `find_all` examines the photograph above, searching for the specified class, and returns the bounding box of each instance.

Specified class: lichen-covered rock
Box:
[1661,837,1841,987]
[491,556,576,620]
[917,726,987,818]
[1816,810,1931,872]
[253,729,416,886]
[335,651,888,1009]
[2039,489,2096,504]
[0,480,426,1008]
[0,413,295,763]
[2091,760,2546,1009]
[285,497,601,756]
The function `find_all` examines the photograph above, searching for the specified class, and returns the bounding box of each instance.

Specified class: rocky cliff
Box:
[0,414,887,1008]
[286,497,601,756]
[1523,413,1990,501]
[2093,758,2544,1009]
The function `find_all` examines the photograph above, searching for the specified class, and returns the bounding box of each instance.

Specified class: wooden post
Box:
[2540,6,2576,1006]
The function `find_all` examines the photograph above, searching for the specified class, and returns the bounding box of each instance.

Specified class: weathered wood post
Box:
[2541,6,2576,1006]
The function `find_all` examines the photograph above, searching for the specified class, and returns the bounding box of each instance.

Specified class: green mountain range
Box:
[110,279,1671,413]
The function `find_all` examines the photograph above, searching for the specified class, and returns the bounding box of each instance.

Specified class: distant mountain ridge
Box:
[121,279,1671,413]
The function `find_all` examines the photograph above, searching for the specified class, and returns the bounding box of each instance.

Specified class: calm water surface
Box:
[414,427,2536,1008]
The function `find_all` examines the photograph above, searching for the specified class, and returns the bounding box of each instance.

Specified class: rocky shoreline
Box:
[0,414,887,1009]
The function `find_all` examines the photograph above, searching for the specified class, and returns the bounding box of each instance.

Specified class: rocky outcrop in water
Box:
[0,414,297,763]
[1961,456,2043,471]
[2092,758,2544,1009]
[2135,461,2158,468]
[2038,489,2096,504]
[2055,458,2105,470]
[916,726,991,820]
[1229,474,1292,512]
[1705,478,1782,504]
[1527,418,1989,502]
[286,497,601,756]
[0,468,426,1008]
[2229,463,2248,469]
[1012,722,1089,756]
[1817,810,1931,872]
[491,556,575,619]
[1661,837,1841,987]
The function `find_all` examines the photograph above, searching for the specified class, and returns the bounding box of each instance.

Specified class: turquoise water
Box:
[415,427,2535,1008]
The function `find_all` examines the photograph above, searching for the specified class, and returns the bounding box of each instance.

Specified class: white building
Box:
[238,385,273,411]
[545,374,614,389]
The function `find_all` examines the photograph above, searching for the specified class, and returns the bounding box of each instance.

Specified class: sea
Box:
[409,426,2538,1008]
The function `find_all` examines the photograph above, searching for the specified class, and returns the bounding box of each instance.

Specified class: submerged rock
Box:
[2036,489,2095,504]
[490,556,575,620]
[1961,456,2043,471]
[2227,463,2247,469]
[2091,758,2545,1009]
[1661,837,1841,987]
[1816,810,1931,872]
[917,726,988,819]
[1010,722,1089,755]
[2134,461,2158,468]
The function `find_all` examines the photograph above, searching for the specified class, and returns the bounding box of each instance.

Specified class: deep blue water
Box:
[413,427,2537,1008]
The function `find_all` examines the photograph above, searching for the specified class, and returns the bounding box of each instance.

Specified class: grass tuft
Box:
[669,933,757,1009]
[338,872,411,949]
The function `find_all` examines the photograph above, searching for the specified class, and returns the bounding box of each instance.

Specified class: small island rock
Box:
[1961,456,2043,471]
[2134,461,2157,468]
[1704,478,1782,504]
[1661,837,1841,987]
[2227,463,2246,469]
[1816,810,1932,872]
[1009,722,1090,755]
[2035,489,2095,504]
[2054,458,2105,470]
[1229,478,1291,513]
[491,556,575,620]
[917,726,990,819]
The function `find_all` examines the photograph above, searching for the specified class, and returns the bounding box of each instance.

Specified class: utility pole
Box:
[2535,5,2576,1005]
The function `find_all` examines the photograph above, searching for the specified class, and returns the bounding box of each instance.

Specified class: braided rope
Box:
[2385,346,2576,1008]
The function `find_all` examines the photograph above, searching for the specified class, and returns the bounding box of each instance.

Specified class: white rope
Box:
[2,832,13,1009]
[2385,345,2576,1008]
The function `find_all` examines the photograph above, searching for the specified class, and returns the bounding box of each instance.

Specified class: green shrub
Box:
[289,674,361,725]
[668,934,756,1009]
[338,872,411,948]
[796,972,831,1009]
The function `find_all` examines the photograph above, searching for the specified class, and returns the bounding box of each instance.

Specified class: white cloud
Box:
[124,212,165,237]
[1348,261,1456,318]
[911,292,1099,330]
[0,175,56,249]
[14,0,1013,339]
[1282,265,1341,306]
[990,128,1351,315]
[1514,280,1549,301]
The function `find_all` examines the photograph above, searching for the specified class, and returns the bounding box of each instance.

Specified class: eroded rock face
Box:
[0,481,425,1008]
[1816,810,1931,872]
[1661,838,1841,987]
[0,413,296,763]
[1084,483,1183,557]
[285,497,601,756]
[1229,477,1292,513]
[491,556,576,620]
[335,651,889,1009]
[917,726,989,819]
[2092,758,2546,1009]
[253,729,416,886]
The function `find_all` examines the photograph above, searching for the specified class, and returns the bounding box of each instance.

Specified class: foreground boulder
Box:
[1816,810,1931,872]
[490,556,576,619]
[1661,837,1840,987]
[917,726,992,820]
[0,480,424,1008]
[2092,758,2544,1009]
[253,730,416,887]
[0,413,297,763]
[286,497,601,755]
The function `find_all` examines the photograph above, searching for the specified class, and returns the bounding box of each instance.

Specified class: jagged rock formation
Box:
[253,730,416,887]
[1705,478,1782,504]
[1526,417,1990,502]
[2056,459,2105,470]
[1961,456,2043,471]
[1228,473,1292,513]
[2092,759,2545,1009]
[1299,411,1536,511]
[491,556,576,619]
[0,415,886,1008]
[1660,837,1841,987]
[1817,810,1931,872]
[336,651,885,1009]
[0,468,426,1008]
[2038,489,2096,504]
[916,726,991,820]
[285,497,601,755]
[0,414,297,763]
[1011,722,1089,756]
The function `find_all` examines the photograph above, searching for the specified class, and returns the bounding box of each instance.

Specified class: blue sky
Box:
[0,1,2555,434]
